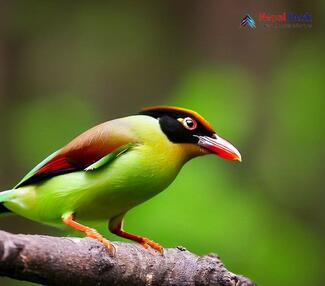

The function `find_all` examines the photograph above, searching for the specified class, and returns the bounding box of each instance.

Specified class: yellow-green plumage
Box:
[3,115,197,226]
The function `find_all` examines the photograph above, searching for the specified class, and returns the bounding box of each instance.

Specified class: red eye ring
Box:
[182,117,197,130]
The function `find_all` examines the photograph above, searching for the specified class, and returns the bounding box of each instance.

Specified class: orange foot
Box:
[139,237,164,254]
[62,213,115,255]
[109,217,164,254]
[85,228,115,254]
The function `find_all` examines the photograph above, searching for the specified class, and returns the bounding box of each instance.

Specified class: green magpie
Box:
[0,106,241,253]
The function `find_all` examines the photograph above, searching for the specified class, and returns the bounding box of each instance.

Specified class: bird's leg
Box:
[109,213,163,254]
[62,212,114,253]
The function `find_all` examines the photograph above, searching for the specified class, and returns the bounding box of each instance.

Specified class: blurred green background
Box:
[0,1,324,285]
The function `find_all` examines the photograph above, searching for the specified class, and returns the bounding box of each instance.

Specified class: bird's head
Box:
[139,106,241,162]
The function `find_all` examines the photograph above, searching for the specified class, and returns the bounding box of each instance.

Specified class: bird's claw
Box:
[101,238,116,256]
[140,237,164,254]
[85,229,115,256]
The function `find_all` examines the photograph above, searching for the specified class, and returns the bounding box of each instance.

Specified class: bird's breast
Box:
[71,141,187,220]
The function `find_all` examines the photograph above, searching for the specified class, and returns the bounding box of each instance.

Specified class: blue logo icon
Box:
[241,15,256,29]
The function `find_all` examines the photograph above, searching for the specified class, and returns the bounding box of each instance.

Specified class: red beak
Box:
[196,134,242,161]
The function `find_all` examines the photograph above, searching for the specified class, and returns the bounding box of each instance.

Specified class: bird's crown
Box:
[139,105,215,134]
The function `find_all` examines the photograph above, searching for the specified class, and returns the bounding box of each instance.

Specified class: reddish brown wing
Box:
[15,121,134,188]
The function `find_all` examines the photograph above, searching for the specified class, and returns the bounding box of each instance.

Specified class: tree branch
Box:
[0,230,255,285]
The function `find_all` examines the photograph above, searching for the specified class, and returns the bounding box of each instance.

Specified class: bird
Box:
[0,105,241,254]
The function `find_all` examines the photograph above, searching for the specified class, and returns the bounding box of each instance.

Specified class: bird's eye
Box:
[182,117,197,130]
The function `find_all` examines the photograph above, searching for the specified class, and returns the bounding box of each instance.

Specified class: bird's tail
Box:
[0,189,14,214]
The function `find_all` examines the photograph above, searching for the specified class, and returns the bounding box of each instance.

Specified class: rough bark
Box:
[0,230,255,286]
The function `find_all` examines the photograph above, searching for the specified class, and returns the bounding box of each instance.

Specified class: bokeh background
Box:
[0,1,324,285]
